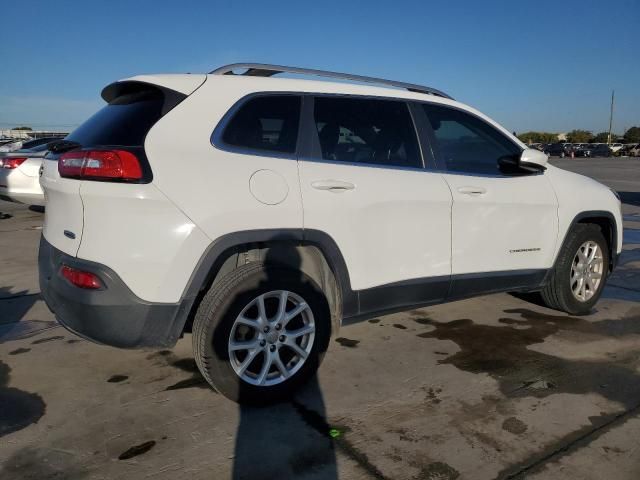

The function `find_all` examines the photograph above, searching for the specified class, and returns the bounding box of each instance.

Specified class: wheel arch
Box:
[557,211,618,272]
[170,229,356,342]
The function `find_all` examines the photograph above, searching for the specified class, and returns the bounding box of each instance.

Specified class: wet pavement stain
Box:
[0,360,46,437]
[0,446,87,479]
[497,408,640,479]
[368,318,381,324]
[31,335,64,345]
[165,377,208,391]
[335,337,360,348]
[425,387,443,405]
[107,375,128,383]
[67,339,81,344]
[413,317,433,325]
[415,461,460,480]
[502,416,528,434]
[9,347,30,355]
[393,324,407,330]
[117,440,156,460]
[415,308,640,407]
[147,351,210,391]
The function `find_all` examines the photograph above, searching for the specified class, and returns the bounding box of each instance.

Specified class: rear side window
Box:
[422,103,521,174]
[221,95,301,154]
[312,96,421,168]
[66,89,165,147]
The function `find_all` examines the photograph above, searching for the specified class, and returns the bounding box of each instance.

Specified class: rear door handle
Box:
[457,186,487,196]
[311,180,356,192]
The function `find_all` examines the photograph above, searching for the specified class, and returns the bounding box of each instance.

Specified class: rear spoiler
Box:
[102,74,206,102]
[101,75,206,115]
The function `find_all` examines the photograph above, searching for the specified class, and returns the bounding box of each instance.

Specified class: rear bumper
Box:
[0,169,45,206]
[38,235,186,348]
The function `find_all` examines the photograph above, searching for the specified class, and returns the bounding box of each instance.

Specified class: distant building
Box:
[0,129,68,140]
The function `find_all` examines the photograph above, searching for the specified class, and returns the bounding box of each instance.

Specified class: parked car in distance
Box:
[628,144,640,157]
[609,143,623,153]
[575,144,612,158]
[0,143,50,205]
[20,137,64,150]
[0,139,23,152]
[39,63,623,404]
[545,142,573,157]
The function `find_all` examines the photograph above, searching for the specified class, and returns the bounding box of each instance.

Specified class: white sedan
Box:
[0,144,49,206]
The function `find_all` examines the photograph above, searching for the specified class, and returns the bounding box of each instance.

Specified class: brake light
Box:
[58,150,142,180]
[0,157,27,169]
[60,265,102,289]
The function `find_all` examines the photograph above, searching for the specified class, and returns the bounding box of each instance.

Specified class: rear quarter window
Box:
[218,95,301,154]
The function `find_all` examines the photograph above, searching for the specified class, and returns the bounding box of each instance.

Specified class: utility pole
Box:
[607,89,615,145]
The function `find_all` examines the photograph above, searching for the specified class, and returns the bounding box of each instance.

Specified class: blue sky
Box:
[1,0,638,134]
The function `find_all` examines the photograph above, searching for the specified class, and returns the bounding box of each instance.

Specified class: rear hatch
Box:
[41,75,205,256]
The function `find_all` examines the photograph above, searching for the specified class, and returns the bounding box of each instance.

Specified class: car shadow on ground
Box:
[0,285,47,445]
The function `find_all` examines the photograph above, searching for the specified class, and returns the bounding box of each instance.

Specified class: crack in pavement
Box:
[291,400,390,480]
[607,282,640,293]
[499,401,640,479]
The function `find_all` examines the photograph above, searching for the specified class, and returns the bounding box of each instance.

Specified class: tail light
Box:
[60,265,102,289]
[58,150,142,180]
[0,157,27,169]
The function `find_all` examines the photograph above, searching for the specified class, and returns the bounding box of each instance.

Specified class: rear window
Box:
[66,90,165,147]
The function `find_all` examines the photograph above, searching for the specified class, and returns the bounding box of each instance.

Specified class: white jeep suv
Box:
[39,64,622,404]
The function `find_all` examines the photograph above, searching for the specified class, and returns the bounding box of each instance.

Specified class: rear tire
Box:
[192,262,331,405]
[541,224,609,315]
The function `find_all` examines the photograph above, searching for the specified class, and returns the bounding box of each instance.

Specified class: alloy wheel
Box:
[228,290,315,386]
[570,241,604,302]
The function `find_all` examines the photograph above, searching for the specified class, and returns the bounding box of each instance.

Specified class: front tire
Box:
[541,224,609,315]
[192,263,331,404]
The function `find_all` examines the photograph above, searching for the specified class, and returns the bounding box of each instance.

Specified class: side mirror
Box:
[519,148,548,171]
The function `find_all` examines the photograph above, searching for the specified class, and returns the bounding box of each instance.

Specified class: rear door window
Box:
[312,96,422,168]
[220,95,301,154]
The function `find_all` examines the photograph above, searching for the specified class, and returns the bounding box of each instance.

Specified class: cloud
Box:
[0,95,103,131]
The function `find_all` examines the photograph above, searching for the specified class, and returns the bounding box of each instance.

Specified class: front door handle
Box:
[457,186,487,196]
[311,180,356,192]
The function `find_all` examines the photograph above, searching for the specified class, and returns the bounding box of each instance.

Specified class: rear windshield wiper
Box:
[48,140,82,153]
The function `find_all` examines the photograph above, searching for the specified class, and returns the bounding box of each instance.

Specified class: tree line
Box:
[517,126,640,144]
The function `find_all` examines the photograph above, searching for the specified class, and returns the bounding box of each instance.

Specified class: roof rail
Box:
[209,63,453,100]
